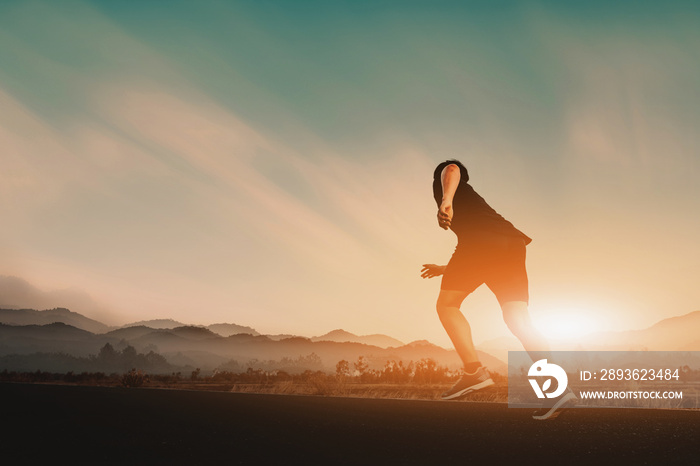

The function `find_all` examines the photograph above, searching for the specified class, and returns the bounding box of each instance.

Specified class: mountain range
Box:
[3,306,699,377]
[0,307,405,348]
[581,310,700,351]
[311,329,404,348]
[477,310,700,361]
[1,272,698,376]
[0,307,504,375]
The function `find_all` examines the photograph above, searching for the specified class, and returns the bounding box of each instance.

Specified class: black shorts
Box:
[440,233,529,305]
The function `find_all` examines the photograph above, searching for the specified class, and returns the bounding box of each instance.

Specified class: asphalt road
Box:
[3,383,698,465]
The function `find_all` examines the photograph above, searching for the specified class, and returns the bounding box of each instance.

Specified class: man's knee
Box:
[504,317,527,337]
[501,301,533,335]
[436,291,466,317]
[436,300,452,319]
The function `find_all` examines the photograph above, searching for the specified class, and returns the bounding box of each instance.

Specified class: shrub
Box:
[121,369,149,388]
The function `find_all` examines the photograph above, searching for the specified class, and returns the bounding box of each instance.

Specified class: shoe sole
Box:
[441,378,495,400]
[532,393,578,420]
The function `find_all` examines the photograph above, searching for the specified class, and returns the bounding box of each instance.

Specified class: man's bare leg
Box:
[436,289,495,399]
[500,300,550,360]
[501,301,577,419]
[436,289,478,367]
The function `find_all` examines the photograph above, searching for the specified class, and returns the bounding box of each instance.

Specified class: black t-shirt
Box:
[434,180,532,245]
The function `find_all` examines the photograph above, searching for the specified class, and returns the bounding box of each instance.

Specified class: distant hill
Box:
[0,275,112,324]
[121,319,186,330]
[311,329,404,349]
[477,310,700,359]
[476,336,523,362]
[384,340,505,374]
[170,326,221,340]
[0,321,95,341]
[0,307,111,334]
[207,323,259,337]
[0,321,506,375]
[267,334,306,341]
[3,299,697,376]
[0,322,108,357]
[580,310,700,351]
[104,325,159,340]
[119,321,260,337]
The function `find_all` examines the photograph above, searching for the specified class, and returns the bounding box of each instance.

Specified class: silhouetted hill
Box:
[638,310,700,349]
[0,322,108,357]
[104,325,159,340]
[207,323,259,337]
[476,336,522,362]
[312,329,404,348]
[0,276,112,324]
[227,333,273,343]
[0,307,110,334]
[267,334,306,341]
[682,340,700,351]
[3,303,696,377]
[121,319,186,330]
[574,310,700,351]
[170,326,221,340]
[0,321,94,341]
[120,321,260,337]
[0,322,506,374]
[130,330,192,347]
[477,310,700,358]
[276,336,312,343]
[386,340,505,374]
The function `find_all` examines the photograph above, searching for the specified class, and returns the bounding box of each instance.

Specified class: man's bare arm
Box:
[438,164,460,230]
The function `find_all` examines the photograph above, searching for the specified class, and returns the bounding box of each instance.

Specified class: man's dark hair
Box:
[433,159,469,206]
[433,159,469,183]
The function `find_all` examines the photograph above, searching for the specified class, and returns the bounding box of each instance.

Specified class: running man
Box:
[421,160,575,420]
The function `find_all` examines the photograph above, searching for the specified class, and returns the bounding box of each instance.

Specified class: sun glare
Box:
[535,311,601,340]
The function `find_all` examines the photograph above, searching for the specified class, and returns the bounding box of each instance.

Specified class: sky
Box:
[1,0,699,348]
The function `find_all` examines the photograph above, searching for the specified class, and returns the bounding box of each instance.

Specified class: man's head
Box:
[433,159,469,183]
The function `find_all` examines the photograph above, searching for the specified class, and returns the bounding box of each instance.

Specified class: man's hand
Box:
[438,200,453,230]
[421,264,446,279]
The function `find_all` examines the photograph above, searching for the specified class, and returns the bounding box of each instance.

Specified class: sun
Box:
[535,310,601,340]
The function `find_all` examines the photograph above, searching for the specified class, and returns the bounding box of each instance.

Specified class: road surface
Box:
[3,383,698,465]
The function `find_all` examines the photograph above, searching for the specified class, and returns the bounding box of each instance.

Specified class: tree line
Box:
[204,355,464,385]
